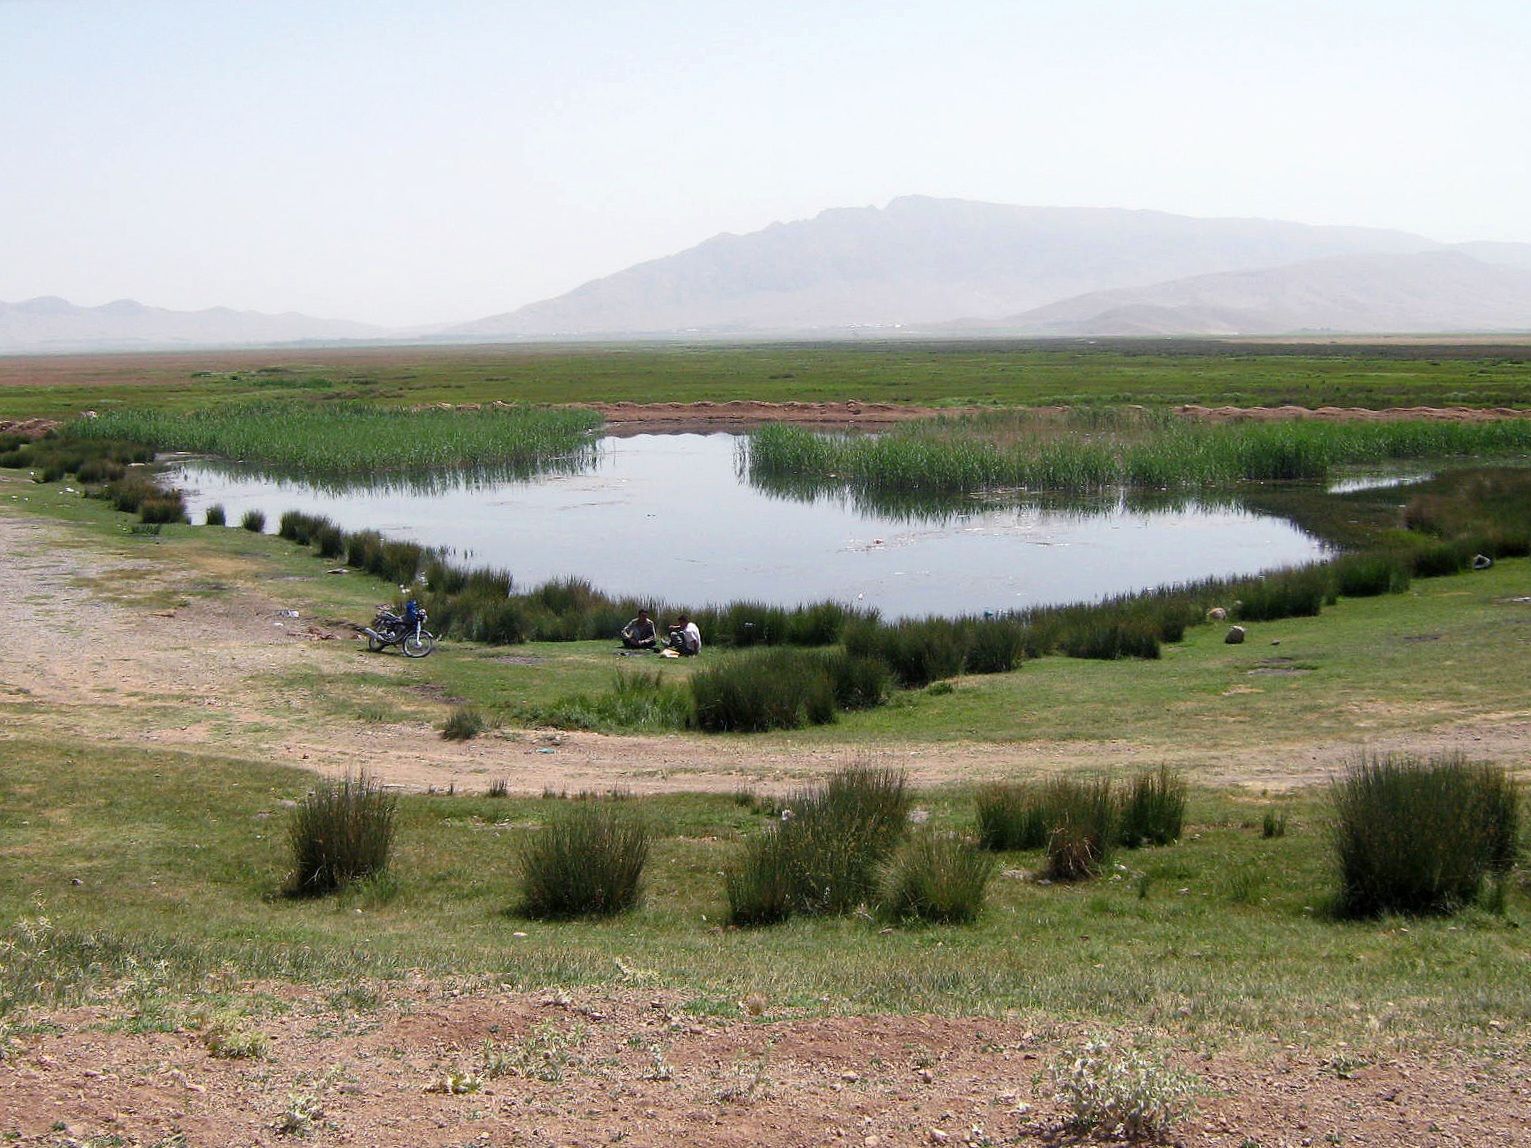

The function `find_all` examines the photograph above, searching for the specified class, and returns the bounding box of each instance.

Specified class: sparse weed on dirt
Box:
[1049,1038,1199,1140]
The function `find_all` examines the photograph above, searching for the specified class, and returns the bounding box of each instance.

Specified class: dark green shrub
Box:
[1059,617,1161,661]
[1118,766,1187,848]
[785,600,854,646]
[699,600,790,647]
[441,706,486,741]
[1409,540,1471,578]
[204,503,227,526]
[518,800,649,918]
[240,508,266,533]
[843,617,970,687]
[1332,752,1519,917]
[75,458,126,484]
[287,772,398,896]
[1236,565,1328,622]
[277,510,322,544]
[313,523,346,559]
[976,783,1050,851]
[139,492,187,524]
[1261,809,1288,838]
[822,650,891,711]
[965,618,1026,674]
[1332,552,1411,597]
[879,831,996,924]
[1042,777,1117,881]
[691,649,836,732]
[726,765,910,924]
[105,476,155,514]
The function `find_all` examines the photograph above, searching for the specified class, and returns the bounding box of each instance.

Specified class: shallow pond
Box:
[168,433,1332,619]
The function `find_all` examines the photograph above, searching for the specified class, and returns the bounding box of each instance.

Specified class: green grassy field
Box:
[3,737,1526,1053]
[6,339,1531,419]
[2,340,1529,1063]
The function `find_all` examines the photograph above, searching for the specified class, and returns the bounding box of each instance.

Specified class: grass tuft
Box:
[726,765,910,925]
[1118,766,1187,848]
[1331,751,1520,917]
[879,830,996,924]
[441,706,487,741]
[286,772,398,897]
[517,800,650,919]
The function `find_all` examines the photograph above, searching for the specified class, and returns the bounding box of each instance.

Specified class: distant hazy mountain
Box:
[449,197,1445,337]
[0,296,383,353]
[985,251,1531,336]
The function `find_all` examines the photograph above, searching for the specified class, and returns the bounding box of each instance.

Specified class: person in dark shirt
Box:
[620,608,658,650]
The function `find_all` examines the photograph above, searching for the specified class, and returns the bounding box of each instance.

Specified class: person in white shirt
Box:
[667,613,702,656]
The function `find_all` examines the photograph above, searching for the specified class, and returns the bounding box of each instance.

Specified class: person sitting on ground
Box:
[667,613,702,656]
[620,607,658,650]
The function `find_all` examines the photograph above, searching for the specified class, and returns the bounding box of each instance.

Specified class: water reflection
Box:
[168,433,1331,619]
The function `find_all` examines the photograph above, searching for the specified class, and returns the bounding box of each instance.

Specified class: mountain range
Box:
[7,198,1531,351]
[0,296,382,354]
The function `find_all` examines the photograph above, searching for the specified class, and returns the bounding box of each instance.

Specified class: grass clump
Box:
[1235,564,1328,622]
[1261,809,1289,838]
[286,772,398,896]
[204,503,227,527]
[690,649,837,732]
[517,799,650,919]
[1117,766,1187,848]
[975,783,1051,851]
[879,830,996,924]
[1332,751,1521,918]
[726,765,910,925]
[441,706,487,741]
[1043,777,1117,882]
[240,508,266,533]
[533,670,693,733]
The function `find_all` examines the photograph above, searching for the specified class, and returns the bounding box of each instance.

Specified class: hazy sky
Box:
[4,0,1528,327]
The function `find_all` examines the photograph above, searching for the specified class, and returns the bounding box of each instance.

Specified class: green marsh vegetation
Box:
[3,739,1526,1048]
[7,339,1531,420]
[746,409,1531,500]
[68,401,601,479]
[517,796,651,919]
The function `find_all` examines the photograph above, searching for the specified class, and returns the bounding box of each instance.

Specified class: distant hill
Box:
[448,197,1444,338]
[0,297,383,353]
[984,251,1531,336]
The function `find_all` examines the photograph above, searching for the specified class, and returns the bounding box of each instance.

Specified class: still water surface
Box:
[169,433,1330,619]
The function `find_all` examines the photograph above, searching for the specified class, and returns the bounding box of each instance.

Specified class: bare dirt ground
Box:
[4,984,1529,1147]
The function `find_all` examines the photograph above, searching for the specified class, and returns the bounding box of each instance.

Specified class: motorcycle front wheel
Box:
[402,630,435,658]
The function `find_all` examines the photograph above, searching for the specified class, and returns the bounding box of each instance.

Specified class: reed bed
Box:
[68,402,600,478]
[746,417,1531,498]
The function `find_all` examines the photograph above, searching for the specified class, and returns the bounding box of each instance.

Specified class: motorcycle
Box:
[362,603,435,658]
